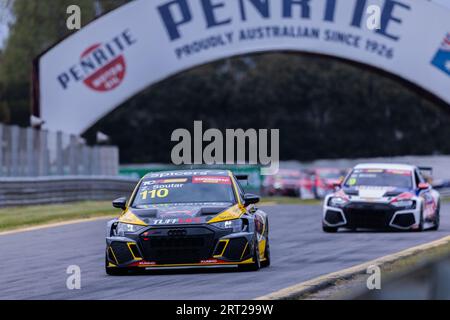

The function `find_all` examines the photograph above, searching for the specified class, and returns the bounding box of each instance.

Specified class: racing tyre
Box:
[415,205,425,232]
[105,254,128,276]
[261,237,271,268]
[430,202,440,231]
[322,225,338,233]
[239,240,261,272]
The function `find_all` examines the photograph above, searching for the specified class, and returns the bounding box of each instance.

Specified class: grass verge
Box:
[0,201,117,232]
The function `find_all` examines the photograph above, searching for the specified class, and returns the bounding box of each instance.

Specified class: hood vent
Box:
[200,207,229,216]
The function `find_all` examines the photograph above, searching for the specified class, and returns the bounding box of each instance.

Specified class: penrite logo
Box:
[431,33,450,77]
[57,29,137,92]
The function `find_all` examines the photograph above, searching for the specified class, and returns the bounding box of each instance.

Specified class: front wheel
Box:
[105,254,128,276]
[415,205,425,232]
[323,225,338,233]
[430,202,440,231]
[238,240,261,272]
[261,237,271,268]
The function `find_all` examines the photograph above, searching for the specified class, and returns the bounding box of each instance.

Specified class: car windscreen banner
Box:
[36,0,450,135]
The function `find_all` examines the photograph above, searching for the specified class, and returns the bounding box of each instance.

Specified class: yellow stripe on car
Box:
[207,204,245,224]
[118,210,148,226]
[213,239,230,258]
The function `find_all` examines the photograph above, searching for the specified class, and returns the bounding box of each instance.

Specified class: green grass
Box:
[0,201,118,232]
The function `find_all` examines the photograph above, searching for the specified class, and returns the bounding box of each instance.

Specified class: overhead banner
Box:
[36,0,450,135]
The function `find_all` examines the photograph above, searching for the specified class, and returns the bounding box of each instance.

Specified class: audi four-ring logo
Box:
[168,229,187,237]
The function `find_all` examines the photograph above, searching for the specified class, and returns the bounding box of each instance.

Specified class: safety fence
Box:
[0,123,119,177]
[0,176,139,207]
[355,252,450,300]
[437,188,450,198]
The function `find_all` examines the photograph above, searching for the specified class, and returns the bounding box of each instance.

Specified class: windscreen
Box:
[132,176,236,206]
[344,169,413,188]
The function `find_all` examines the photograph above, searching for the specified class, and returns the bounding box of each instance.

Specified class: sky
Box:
[0,1,12,49]
[0,25,8,48]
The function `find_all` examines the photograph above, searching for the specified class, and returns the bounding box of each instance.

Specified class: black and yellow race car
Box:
[105,170,270,275]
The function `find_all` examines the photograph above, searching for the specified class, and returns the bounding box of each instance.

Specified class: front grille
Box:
[129,243,142,259]
[344,204,395,229]
[325,210,345,225]
[148,237,205,248]
[223,237,248,261]
[110,242,134,264]
[140,227,215,264]
[213,240,227,257]
[391,213,416,228]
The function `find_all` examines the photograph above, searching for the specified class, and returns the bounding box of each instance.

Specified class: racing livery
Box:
[322,164,440,232]
[105,170,270,275]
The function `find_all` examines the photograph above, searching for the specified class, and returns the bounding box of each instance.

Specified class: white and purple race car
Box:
[322,163,440,232]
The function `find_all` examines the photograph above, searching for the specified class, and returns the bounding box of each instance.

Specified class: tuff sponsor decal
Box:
[150,217,203,225]
[192,176,231,185]
[57,29,136,92]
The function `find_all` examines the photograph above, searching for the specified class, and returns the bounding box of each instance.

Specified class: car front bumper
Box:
[323,201,421,230]
[106,224,256,268]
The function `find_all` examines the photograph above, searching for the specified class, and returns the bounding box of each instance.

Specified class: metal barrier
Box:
[0,176,139,207]
[437,188,450,198]
[0,123,119,177]
[354,253,450,300]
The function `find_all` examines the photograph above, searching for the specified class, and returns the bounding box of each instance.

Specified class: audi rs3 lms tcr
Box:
[105,170,270,275]
[322,164,440,232]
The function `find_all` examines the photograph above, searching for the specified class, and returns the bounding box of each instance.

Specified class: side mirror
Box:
[112,197,127,210]
[243,193,260,206]
[333,178,343,190]
[332,182,342,189]
[418,182,430,190]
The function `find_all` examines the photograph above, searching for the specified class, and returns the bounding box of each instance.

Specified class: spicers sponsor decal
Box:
[57,29,136,92]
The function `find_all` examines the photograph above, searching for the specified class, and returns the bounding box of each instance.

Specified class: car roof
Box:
[353,163,416,171]
[142,169,231,180]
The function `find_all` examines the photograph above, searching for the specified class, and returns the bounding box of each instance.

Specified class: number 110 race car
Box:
[322,163,440,232]
[105,170,270,275]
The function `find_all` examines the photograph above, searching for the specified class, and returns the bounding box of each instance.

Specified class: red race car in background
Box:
[263,169,315,198]
[311,168,348,199]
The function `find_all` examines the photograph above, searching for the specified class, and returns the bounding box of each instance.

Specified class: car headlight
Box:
[328,197,348,208]
[392,200,415,209]
[211,219,244,233]
[115,222,146,236]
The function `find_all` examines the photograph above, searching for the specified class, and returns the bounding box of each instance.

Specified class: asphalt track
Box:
[0,203,449,300]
